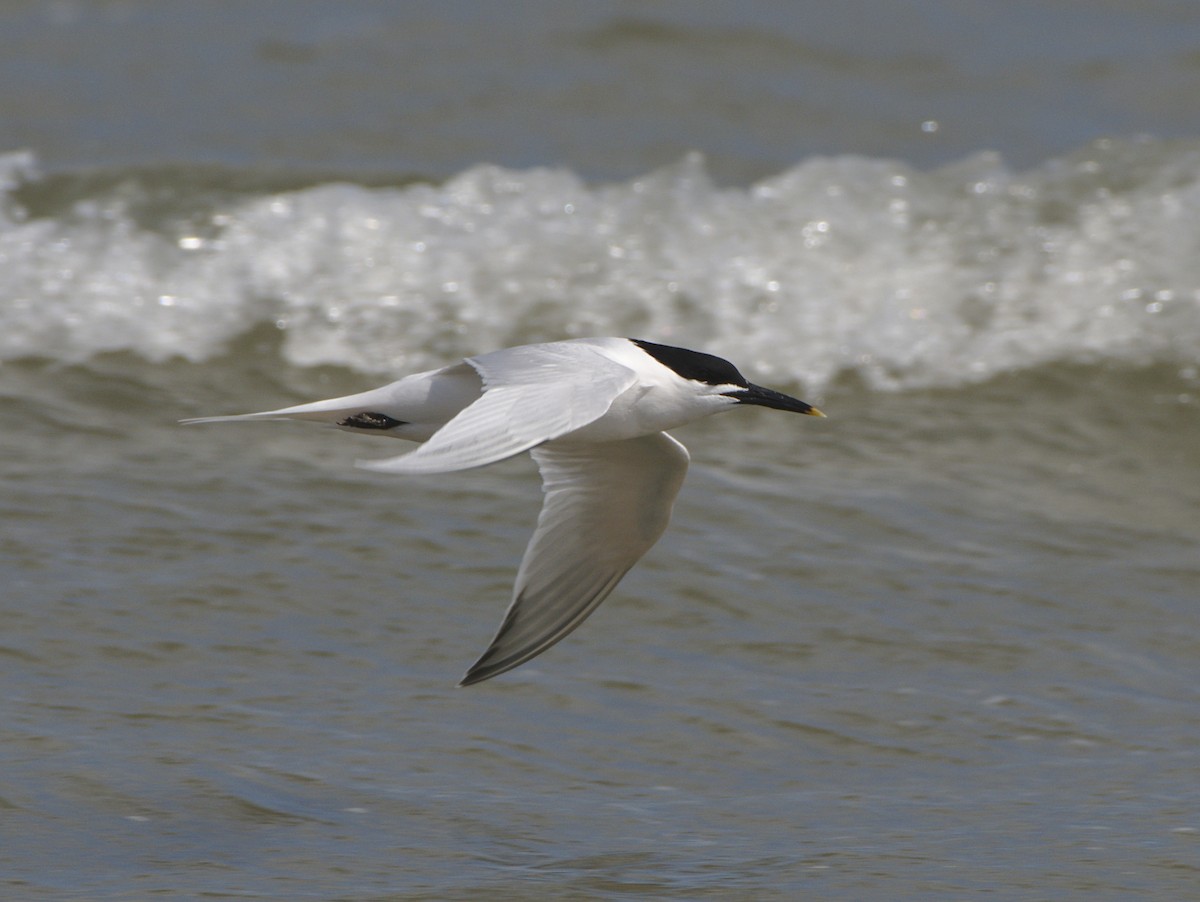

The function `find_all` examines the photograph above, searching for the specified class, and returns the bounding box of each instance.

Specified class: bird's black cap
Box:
[631,339,750,387]
[631,338,824,416]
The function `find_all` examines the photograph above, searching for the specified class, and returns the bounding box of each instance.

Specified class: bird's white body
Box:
[184,337,822,684]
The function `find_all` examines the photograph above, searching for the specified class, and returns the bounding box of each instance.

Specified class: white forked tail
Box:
[179,388,394,427]
[180,362,483,434]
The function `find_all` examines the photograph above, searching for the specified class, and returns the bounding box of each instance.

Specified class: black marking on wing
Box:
[339,412,406,430]
[630,339,749,387]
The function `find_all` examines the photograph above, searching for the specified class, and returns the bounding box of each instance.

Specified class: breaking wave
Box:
[2,137,1198,391]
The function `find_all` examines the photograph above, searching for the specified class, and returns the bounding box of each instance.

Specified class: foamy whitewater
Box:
[3,138,1198,391]
[4,137,1200,899]
[7,0,1200,893]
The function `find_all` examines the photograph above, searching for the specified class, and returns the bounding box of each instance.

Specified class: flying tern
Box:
[183,337,824,685]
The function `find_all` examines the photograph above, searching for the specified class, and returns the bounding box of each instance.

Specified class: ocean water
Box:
[2,2,1199,899]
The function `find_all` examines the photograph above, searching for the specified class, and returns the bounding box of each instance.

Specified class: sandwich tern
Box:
[183,337,823,685]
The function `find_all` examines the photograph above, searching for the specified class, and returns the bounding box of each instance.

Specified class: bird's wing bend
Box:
[459,431,690,685]
[358,344,639,475]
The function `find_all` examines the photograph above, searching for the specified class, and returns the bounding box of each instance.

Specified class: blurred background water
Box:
[1,1,1198,898]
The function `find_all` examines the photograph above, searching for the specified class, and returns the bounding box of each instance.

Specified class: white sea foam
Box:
[1,139,1197,391]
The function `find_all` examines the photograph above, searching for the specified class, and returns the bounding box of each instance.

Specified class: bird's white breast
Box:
[549,339,734,443]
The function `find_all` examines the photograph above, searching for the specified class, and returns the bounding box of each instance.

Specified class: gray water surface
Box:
[3,355,1198,898]
[2,2,1200,898]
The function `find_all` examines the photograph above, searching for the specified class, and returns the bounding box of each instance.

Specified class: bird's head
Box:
[631,339,824,417]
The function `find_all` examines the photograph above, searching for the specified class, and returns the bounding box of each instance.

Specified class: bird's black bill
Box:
[726,384,825,416]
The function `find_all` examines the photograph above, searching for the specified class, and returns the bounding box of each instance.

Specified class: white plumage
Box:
[183,337,823,685]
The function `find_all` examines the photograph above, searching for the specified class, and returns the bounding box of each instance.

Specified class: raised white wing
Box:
[459,431,690,685]
[358,343,638,475]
